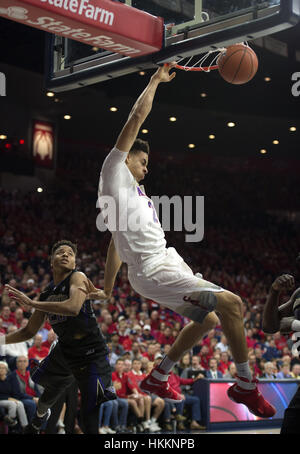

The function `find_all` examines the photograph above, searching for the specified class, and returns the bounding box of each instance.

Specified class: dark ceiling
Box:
[0,15,300,158]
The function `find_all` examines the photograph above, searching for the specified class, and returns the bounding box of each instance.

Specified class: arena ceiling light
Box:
[37,187,43,193]
[0,134,7,139]
[227,122,236,127]
[46,91,55,97]
[289,126,297,132]
[169,117,177,122]
[200,93,207,98]
[273,140,279,145]
[110,107,118,112]
[260,149,267,154]
[209,134,215,140]
[188,144,195,149]
[264,77,271,82]
[64,115,71,120]
[141,129,148,134]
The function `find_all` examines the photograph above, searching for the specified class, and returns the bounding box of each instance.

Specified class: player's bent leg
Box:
[166,312,219,363]
[140,312,218,403]
[215,290,247,363]
[214,290,276,418]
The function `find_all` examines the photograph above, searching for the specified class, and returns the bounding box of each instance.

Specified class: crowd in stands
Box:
[0,147,300,433]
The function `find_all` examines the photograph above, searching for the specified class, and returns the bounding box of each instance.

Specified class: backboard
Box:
[45,0,300,92]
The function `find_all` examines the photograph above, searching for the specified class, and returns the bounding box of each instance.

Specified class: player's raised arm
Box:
[115,63,176,153]
[104,237,122,297]
[262,274,295,334]
[5,272,88,317]
[0,309,46,345]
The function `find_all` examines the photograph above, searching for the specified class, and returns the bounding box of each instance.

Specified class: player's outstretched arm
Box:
[115,63,176,154]
[0,310,46,346]
[5,272,88,317]
[262,274,295,334]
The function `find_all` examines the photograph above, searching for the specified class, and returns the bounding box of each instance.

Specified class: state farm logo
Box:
[0,6,28,19]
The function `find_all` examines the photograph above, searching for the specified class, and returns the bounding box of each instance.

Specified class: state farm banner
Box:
[32,120,55,169]
[0,0,163,57]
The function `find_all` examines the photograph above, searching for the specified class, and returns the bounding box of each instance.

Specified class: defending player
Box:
[2,240,115,434]
[96,63,276,418]
[262,272,300,433]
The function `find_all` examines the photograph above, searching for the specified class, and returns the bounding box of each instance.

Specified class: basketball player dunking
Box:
[3,240,116,434]
[94,63,275,418]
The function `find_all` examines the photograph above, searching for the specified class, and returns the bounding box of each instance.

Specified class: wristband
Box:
[291,320,300,332]
[0,335,6,346]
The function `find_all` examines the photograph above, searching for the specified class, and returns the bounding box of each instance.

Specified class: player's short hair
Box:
[129,138,150,156]
[51,239,77,257]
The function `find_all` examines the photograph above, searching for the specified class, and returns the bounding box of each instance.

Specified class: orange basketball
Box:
[217,44,258,85]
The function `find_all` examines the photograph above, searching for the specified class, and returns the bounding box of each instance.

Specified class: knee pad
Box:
[183,291,218,312]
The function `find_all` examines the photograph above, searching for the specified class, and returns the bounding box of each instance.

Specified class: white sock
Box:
[158,355,176,375]
[236,362,256,390]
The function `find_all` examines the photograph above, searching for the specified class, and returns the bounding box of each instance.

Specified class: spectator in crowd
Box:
[111,358,146,432]
[223,363,238,379]
[0,361,29,432]
[174,352,191,376]
[206,358,223,379]
[291,364,300,379]
[141,325,154,342]
[218,351,232,375]
[14,308,25,329]
[0,306,15,332]
[197,345,212,370]
[216,335,229,353]
[276,363,292,379]
[248,353,263,377]
[98,400,117,434]
[9,355,42,423]
[1,325,29,371]
[167,370,206,430]
[127,359,164,432]
[110,333,125,357]
[263,339,281,362]
[27,334,49,362]
[42,329,57,350]
[261,362,277,379]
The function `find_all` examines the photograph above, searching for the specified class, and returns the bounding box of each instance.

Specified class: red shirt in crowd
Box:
[168,372,194,394]
[218,360,232,374]
[111,371,136,398]
[28,345,49,361]
[154,332,175,346]
[126,370,147,395]
[16,370,37,398]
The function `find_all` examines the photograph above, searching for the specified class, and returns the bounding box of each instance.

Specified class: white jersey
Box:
[98,147,167,273]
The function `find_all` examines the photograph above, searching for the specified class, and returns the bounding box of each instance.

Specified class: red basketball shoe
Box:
[140,366,184,403]
[227,376,276,418]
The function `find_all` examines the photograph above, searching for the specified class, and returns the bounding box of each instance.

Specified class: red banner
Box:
[0,0,163,57]
[32,120,55,168]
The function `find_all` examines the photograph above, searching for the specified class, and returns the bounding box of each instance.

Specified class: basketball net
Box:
[174,42,249,72]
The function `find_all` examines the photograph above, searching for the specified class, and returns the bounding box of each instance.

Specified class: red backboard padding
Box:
[0,0,164,56]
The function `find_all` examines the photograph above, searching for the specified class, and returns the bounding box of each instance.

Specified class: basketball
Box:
[217,44,259,85]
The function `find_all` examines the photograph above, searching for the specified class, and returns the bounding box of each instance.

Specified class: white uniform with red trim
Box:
[98,147,223,323]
